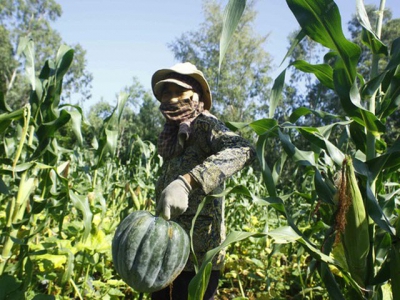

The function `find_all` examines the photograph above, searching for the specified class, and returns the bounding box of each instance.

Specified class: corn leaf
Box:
[0,91,11,112]
[280,29,306,66]
[32,110,71,160]
[390,242,400,299]
[286,0,360,83]
[365,184,396,236]
[291,60,334,89]
[367,137,400,181]
[256,134,276,197]
[249,118,278,135]
[188,262,212,300]
[289,106,342,123]
[278,129,316,166]
[386,37,400,71]
[269,70,286,118]
[55,45,74,82]
[68,190,93,241]
[314,169,335,205]
[219,0,246,71]
[19,37,36,91]
[62,107,84,146]
[356,0,388,55]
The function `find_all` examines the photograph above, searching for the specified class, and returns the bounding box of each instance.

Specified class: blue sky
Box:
[53,0,400,110]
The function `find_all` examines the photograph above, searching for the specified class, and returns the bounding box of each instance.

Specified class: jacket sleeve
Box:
[189,115,256,195]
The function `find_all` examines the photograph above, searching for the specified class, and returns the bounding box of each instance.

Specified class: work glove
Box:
[156,175,192,220]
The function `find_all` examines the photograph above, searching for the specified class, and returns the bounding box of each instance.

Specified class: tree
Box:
[168,0,273,123]
[0,0,92,108]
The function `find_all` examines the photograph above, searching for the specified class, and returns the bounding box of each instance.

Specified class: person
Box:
[150,62,256,300]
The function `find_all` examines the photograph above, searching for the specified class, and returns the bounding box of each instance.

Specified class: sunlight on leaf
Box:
[219,0,246,71]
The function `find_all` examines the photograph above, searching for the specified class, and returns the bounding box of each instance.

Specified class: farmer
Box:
[151,62,256,300]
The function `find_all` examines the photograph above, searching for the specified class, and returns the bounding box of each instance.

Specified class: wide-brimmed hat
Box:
[151,62,212,110]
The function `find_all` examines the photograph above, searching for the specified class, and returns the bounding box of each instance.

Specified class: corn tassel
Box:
[338,157,370,287]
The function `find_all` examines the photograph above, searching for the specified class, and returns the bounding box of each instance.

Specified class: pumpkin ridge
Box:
[156,221,190,287]
[117,211,154,284]
[137,217,169,289]
[113,212,141,276]
[130,215,157,287]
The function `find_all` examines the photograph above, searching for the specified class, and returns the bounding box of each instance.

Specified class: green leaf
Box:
[58,248,74,285]
[68,190,93,241]
[367,137,400,180]
[356,0,388,55]
[269,69,286,118]
[380,63,400,119]
[386,37,400,71]
[278,129,315,166]
[256,135,276,197]
[188,262,212,300]
[225,121,249,131]
[287,0,360,83]
[336,72,386,135]
[249,118,278,135]
[32,110,71,159]
[0,107,25,133]
[314,169,335,204]
[319,263,346,300]
[289,106,343,123]
[0,177,9,195]
[280,29,306,66]
[291,60,334,89]
[0,275,22,299]
[55,45,74,82]
[18,37,36,91]
[272,152,287,186]
[219,0,246,71]
[61,106,84,145]
[390,242,400,299]
[365,184,396,236]
[0,91,11,112]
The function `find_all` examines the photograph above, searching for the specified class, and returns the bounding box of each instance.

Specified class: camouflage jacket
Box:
[155,113,256,271]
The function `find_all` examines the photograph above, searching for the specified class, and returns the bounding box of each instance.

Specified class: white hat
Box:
[151,62,212,110]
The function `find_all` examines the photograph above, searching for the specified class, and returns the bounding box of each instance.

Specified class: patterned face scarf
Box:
[158,97,205,159]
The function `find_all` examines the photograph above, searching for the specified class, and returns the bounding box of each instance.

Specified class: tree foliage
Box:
[168,0,273,123]
[0,0,92,108]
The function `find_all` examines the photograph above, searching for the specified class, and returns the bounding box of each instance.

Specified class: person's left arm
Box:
[186,117,256,194]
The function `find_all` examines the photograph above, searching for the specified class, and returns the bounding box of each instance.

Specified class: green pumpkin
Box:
[112,210,190,293]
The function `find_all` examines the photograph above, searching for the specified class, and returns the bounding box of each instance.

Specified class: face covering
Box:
[158,97,205,159]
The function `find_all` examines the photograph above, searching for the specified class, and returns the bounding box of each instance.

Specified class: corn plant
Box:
[0,38,160,299]
[214,0,400,299]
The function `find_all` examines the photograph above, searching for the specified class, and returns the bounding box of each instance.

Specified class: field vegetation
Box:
[1,0,399,299]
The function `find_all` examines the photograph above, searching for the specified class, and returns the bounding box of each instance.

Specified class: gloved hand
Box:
[156,175,192,220]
